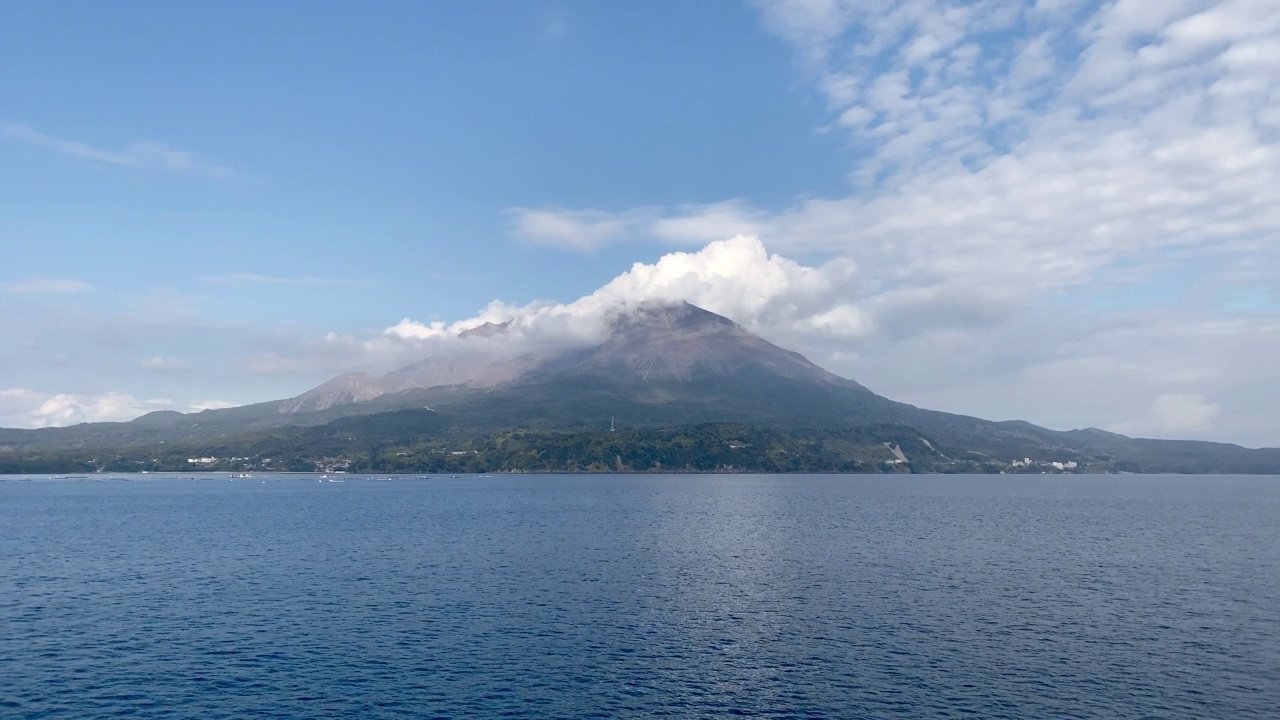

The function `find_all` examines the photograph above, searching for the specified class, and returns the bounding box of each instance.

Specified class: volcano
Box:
[3,301,1278,474]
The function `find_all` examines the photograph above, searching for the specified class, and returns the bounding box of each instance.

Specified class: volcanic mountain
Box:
[278,301,894,426]
[277,302,852,413]
[2,301,1278,473]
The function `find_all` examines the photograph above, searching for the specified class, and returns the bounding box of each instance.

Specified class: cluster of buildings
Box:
[1010,457,1079,471]
[185,456,253,465]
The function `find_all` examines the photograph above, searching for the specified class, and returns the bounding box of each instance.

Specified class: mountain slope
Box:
[546,302,852,384]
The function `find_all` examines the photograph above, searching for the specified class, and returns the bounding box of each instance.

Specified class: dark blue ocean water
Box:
[2,474,1278,719]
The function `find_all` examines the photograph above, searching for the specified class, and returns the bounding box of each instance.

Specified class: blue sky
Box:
[3,1,843,315]
[3,0,1279,447]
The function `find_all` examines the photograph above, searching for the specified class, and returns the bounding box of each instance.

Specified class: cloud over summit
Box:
[386,236,868,348]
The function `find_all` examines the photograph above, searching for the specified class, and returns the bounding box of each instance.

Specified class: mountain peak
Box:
[556,300,845,385]
[610,301,737,332]
[459,321,512,339]
[280,301,861,414]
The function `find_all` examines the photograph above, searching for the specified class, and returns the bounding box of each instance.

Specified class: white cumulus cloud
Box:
[250,237,871,383]
[388,235,867,347]
[0,388,154,428]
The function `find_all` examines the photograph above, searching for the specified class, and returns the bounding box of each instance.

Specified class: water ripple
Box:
[2,474,1278,718]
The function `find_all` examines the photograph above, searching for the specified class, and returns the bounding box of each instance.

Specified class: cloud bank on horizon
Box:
[2,0,1277,447]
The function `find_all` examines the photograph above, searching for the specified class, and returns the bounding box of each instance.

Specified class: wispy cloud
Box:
[539,5,573,48]
[2,122,245,180]
[505,206,657,251]
[198,272,362,287]
[140,356,189,372]
[190,399,235,412]
[505,200,772,251]
[1,278,93,295]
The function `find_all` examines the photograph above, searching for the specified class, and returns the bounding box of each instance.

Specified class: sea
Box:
[2,473,1278,719]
